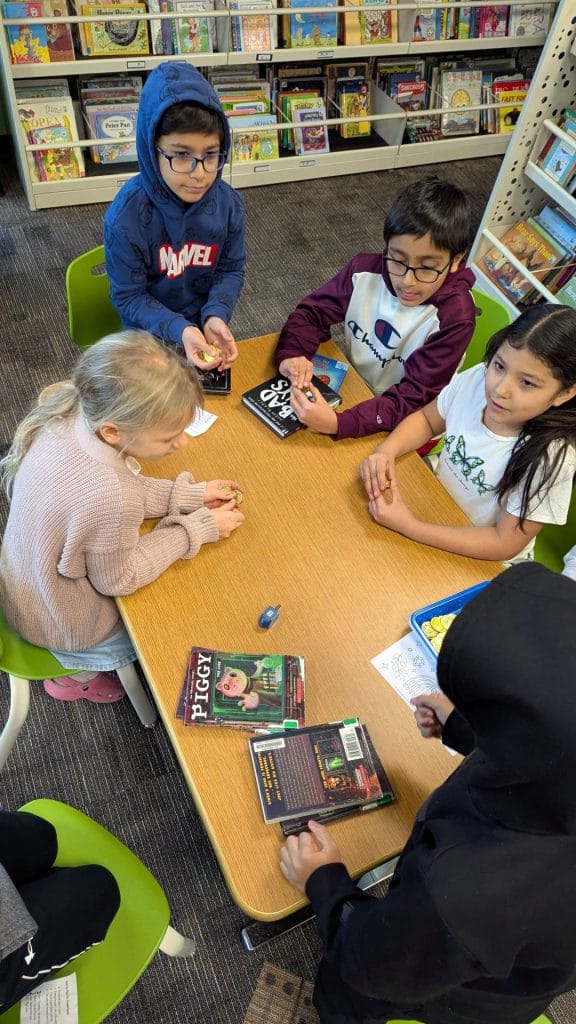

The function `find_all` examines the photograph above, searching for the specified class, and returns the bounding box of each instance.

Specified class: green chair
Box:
[534,485,576,572]
[463,287,513,371]
[386,1017,552,1024]
[0,607,156,771]
[66,245,121,349]
[0,799,194,1024]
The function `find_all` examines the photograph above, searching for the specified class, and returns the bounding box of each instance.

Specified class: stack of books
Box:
[79,74,142,165]
[15,77,85,182]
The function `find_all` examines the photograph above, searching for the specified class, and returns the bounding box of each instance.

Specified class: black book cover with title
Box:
[241,373,342,437]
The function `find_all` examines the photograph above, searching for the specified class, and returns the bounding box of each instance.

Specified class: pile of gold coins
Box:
[420,613,457,653]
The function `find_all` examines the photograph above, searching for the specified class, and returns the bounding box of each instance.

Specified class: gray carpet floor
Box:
[0,149,573,1024]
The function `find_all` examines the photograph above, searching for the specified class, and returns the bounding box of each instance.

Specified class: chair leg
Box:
[0,675,31,770]
[159,925,196,957]
[116,664,157,728]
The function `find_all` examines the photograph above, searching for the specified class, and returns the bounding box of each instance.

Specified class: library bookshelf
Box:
[468,0,575,316]
[0,0,558,210]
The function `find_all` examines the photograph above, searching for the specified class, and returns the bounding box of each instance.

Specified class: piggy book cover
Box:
[249,718,395,825]
[176,647,305,731]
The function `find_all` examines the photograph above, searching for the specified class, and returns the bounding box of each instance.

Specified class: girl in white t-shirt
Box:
[361,304,576,562]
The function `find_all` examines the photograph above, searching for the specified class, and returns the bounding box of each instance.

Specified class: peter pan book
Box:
[241,373,342,438]
[176,648,305,730]
[249,718,395,826]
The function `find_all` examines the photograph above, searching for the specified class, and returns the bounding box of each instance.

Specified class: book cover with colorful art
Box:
[17,95,85,180]
[175,0,213,52]
[481,219,567,303]
[287,0,337,47]
[81,3,150,55]
[360,0,397,44]
[176,648,305,730]
[5,2,50,62]
[43,0,74,59]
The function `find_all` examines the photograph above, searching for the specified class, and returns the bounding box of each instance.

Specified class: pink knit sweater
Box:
[0,415,219,651]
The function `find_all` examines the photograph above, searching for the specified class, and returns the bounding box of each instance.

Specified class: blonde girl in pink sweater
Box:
[0,330,244,703]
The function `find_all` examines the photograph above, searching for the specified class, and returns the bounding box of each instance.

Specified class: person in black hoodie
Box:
[280,561,576,1024]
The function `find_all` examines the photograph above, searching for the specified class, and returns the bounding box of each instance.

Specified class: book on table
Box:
[312,354,348,391]
[176,647,305,731]
[248,718,395,828]
[241,373,342,438]
[198,366,231,394]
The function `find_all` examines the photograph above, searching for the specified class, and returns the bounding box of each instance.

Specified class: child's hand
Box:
[203,479,244,508]
[361,446,396,500]
[182,325,221,369]
[368,477,416,535]
[278,356,314,389]
[210,500,244,538]
[280,820,343,893]
[203,317,238,370]
[411,693,454,739]
[290,383,338,435]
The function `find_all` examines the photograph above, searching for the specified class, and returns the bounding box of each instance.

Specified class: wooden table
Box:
[118,334,502,922]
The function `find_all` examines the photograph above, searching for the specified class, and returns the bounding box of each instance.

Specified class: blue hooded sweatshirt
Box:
[104,62,246,346]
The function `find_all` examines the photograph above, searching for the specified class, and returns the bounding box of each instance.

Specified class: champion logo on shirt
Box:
[158,242,219,279]
[347,317,404,368]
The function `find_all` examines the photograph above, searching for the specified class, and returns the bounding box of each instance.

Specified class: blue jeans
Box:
[48,627,136,673]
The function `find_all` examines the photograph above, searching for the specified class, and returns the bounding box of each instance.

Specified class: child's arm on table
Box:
[86,500,244,597]
[139,473,243,518]
[369,477,544,560]
[275,261,357,385]
[361,401,445,499]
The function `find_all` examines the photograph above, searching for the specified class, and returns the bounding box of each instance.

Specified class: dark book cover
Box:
[198,367,231,394]
[241,373,342,438]
[249,719,393,825]
[176,648,305,731]
[280,726,395,835]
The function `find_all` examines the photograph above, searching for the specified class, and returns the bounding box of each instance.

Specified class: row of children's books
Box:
[3,0,552,63]
[480,201,576,309]
[174,644,395,833]
[535,108,576,195]
[14,73,145,177]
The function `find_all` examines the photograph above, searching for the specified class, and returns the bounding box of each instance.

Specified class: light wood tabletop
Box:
[118,334,502,921]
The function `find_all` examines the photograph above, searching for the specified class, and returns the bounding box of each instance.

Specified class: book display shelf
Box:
[468,0,576,316]
[0,0,559,210]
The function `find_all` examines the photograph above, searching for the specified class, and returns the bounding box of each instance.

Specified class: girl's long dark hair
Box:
[485,304,576,527]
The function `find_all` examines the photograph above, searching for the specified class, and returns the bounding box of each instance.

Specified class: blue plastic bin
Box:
[410,581,490,660]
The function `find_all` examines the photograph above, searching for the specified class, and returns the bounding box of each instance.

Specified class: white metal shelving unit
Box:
[468,0,576,317]
[0,0,557,210]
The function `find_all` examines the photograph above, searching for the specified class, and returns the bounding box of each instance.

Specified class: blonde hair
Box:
[0,330,203,498]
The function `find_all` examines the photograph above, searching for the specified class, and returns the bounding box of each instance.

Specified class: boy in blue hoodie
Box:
[104,62,246,370]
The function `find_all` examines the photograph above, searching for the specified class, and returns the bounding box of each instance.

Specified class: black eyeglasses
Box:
[383,254,453,284]
[156,147,226,174]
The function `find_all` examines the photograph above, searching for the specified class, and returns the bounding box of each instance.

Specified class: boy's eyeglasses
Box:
[383,255,453,284]
[156,147,226,174]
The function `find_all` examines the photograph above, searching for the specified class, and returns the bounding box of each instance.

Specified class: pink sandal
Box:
[43,673,126,704]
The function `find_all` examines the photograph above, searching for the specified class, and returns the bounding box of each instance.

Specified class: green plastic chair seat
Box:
[0,607,72,681]
[66,245,121,349]
[461,287,513,373]
[0,799,171,1024]
[386,1018,552,1024]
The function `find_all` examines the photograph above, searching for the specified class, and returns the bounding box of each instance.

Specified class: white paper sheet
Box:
[370,632,456,755]
[20,974,78,1024]
[370,630,439,707]
[185,408,218,436]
